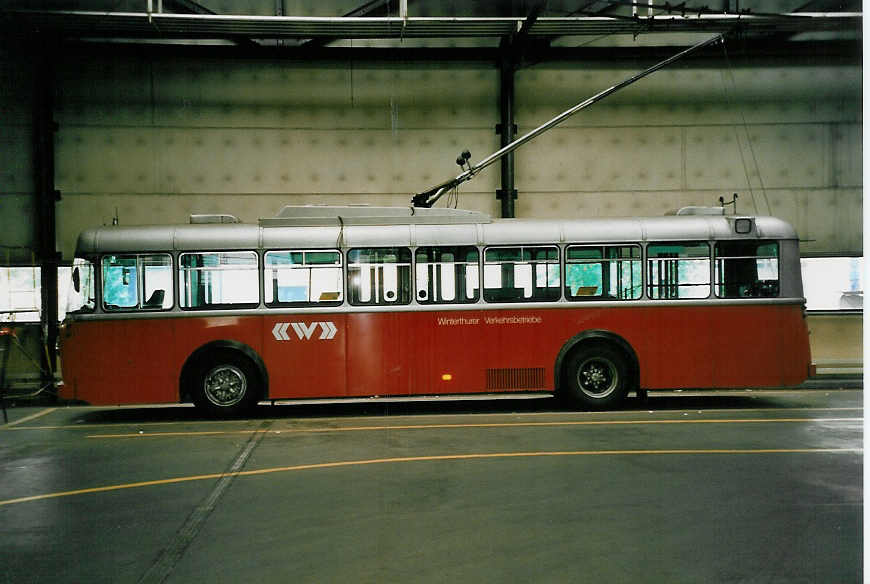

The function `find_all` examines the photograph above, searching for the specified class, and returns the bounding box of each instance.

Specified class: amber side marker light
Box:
[441,374,453,381]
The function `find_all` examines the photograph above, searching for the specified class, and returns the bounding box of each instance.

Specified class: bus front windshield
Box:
[67,258,96,314]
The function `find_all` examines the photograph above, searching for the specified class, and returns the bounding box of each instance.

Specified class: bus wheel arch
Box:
[555,331,640,410]
[180,340,268,416]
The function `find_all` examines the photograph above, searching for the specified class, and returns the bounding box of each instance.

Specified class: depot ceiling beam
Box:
[161,0,262,48]
[34,37,858,64]
[1,10,860,40]
[302,0,401,48]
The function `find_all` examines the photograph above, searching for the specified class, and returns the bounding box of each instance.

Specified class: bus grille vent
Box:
[486,368,545,390]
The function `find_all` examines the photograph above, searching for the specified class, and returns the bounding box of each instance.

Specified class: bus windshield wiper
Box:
[411,33,725,209]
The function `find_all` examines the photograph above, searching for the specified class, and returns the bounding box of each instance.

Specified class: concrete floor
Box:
[0,389,862,583]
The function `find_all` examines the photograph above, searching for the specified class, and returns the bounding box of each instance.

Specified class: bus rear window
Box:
[347,248,411,306]
[484,246,560,303]
[415,246,480,304]
[102,254,172,311]
[566,245,641,300]
[647,242,710,299]
[179,251,258,309]
[265,250,343,306]
[715,241,779,298]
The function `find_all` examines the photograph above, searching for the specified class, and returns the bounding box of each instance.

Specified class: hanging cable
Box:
[719,40,772,215]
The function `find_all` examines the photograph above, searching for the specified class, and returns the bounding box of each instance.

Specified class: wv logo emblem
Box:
[272,321,338,341]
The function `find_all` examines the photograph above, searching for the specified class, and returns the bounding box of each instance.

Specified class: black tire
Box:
[562,343,630,410]
[191,349,260,417]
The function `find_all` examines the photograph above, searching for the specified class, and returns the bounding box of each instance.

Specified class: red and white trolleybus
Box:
[59,204,812,416]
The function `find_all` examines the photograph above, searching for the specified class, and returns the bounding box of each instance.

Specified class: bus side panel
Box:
[598,306,714,390]
[60,319,117,405]
[423,309,551,394]
[60,318,178,405]
[120,318,179,404]
[346,312,413,397]
[261,314,346,399]
[710,304,791,387]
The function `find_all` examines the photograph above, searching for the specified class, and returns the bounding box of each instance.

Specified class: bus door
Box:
[263,315,347,399]
[344,247,414,397]
[345,312,412,397]
[261,250,347,399]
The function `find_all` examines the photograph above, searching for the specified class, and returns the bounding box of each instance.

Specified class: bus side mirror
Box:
[72,267,80,293]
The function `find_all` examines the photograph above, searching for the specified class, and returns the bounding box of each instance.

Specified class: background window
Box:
[566,245,641,300]
[0,267,41,322]
[179,251,258,308]
[715,241,779,298]
[347,248,411,306]
[265,250,342,306]
[415,246,479,304]
[801,257,863,310]
[102,254,172,311]
[647,242,710,299]
[0,262,95,323]
[483,246,560,302]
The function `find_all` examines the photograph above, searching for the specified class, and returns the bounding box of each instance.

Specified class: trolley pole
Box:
[412,33,725,209]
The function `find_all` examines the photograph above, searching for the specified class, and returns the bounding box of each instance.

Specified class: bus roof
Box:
[75,207,799,254]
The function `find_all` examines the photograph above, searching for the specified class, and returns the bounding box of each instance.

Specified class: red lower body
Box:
[59,304,811,405]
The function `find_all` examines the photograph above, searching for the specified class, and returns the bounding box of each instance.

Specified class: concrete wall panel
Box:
[0,51,35,262]
[32,52,864,260]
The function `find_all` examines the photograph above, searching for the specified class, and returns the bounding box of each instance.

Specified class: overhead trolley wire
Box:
[718,38,772,215]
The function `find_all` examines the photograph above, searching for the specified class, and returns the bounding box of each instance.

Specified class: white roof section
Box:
[260,205,491,227]
[75,206,798,254]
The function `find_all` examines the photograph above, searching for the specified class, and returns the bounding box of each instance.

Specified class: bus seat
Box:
[144,289,165,308]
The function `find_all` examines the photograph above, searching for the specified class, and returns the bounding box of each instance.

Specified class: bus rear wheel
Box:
[563,344,629,410]
[193,350,260,417]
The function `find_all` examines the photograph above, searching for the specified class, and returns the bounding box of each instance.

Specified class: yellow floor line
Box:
[0,447,861,508]
[2,407,57,428]
[84,416,864,439]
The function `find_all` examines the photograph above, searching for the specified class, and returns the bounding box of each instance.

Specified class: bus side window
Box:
[415,246,480,304]
[565,245,641,300]
[347,248,412,306]
[647,242,711,299]
[483,246,560,303]
[179,251,259,309]
[264,250,343,306]
[101,254,172,311]
[715,241,779,298]
[102,255,138,310]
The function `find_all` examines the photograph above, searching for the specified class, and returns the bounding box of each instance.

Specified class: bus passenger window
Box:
[647,242,710,299]
[102,255,138,310]
[102,254,172,311]
[565,245,641,301]
[715,241,779,298]
[179,251,258,309]
[483,246,560,303]
[264,250,343,306]
[347,248,411,306]
[415,246,479,304]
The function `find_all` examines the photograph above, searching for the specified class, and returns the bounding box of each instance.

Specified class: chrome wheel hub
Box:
[577,358,618,398]
[204,365,247,407]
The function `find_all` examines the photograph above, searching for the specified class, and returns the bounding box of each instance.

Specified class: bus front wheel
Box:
[562,344,629,410]
[193,350,260,417]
